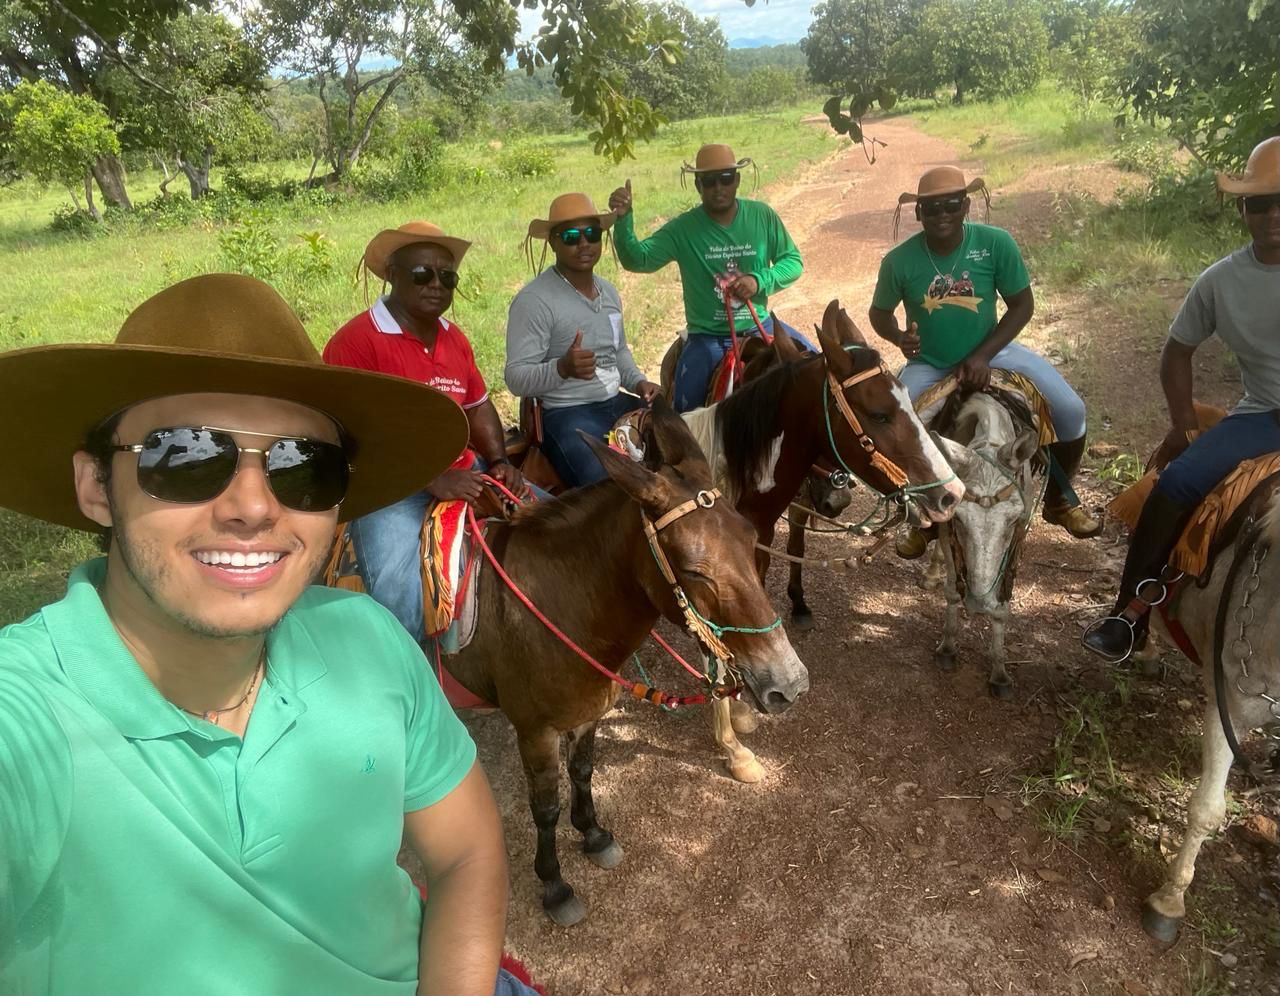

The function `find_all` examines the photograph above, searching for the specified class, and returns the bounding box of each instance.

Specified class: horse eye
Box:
[867,411,893,426]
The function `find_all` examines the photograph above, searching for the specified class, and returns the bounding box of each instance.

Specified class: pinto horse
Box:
[691,300,965,780]
[443,399,808,926]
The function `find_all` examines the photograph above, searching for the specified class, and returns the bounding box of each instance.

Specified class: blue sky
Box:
[517,0,817,46]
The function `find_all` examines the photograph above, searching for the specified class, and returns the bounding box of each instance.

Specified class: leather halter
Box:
[826,364,911,489]
[963,480,1020,508]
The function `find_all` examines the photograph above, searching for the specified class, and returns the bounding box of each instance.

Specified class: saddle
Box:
[914,369,1057,448]
[658,335,772,408]
[503,397,565,495]
[1109,404,1280,583]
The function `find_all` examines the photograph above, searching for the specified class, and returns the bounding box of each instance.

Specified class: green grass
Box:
[0,103,842,626]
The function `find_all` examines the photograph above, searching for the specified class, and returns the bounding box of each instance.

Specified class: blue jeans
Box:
[896,340,1089,441]
[495,968,540,996]
[672,317,815,413]
[1156,410,1280,504]
[347,456,548,642]
[542,392,644,488]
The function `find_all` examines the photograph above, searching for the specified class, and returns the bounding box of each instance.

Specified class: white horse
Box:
[928,392,1041,697]
[1140,486,1280,941]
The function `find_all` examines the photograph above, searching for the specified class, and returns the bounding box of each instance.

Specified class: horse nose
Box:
[757,669,808,713]
[938,491,958,512]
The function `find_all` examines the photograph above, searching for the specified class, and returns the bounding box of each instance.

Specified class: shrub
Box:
[496,143,556,179]
[49,203,99,235]
[217,210,281,280]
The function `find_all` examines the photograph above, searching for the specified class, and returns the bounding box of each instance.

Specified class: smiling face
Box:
[916,192,970,245]
[550,216,603,274]
[696,169,741,214]
[1240,193,1280,256]
[74,392,343,640]
[387,242,457,325]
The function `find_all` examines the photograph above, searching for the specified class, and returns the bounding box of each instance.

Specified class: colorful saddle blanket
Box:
[914,368,1057,447]
[1109,404,1280,581]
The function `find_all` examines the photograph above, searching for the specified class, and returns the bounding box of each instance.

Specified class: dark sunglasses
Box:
[406,265,459,289]
[557,226,603,246]
[919,195,967,217]
[697,170,739,188]
[1242,193,1280,215]
[112,426,350,512]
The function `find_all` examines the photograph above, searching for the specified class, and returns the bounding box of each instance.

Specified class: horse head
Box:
[815,299,963,524]
[584,398,809,714]
[932,393,1039,615]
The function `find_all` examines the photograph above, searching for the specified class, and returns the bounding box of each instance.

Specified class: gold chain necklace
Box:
[924,223,969,282]
[179,652,265,726]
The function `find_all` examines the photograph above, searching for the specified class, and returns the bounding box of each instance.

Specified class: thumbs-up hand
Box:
[900,321,921,359]
[609,178,633,217]
[557,329,597,380]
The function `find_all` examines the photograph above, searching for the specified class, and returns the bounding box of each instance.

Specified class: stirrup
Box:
[1082,570,1182,665]
[1081,615,1137,665]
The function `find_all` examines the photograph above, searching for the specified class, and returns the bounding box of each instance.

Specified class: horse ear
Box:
[998,428,1040,472]
[817,300,854,378]
[646,397,712,479]
[771,314,802,362]
[932,432,975,476]
[581,432,669,507]
[836,307,870,347]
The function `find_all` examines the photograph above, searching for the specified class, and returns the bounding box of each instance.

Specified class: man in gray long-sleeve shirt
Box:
[506,192,660,487]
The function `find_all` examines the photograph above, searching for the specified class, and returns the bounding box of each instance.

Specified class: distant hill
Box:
[729,37,788,49]
[726,42,805,73]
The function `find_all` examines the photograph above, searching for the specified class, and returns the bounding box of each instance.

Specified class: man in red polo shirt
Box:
[324,221,526,644]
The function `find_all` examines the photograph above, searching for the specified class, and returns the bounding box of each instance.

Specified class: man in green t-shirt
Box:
[869,166,1100,551]
[0,275,539,996]
[609,142,811,412]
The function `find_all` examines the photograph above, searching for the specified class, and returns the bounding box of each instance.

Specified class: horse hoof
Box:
[727,756,766,784]
[729,703,760,735]
[586,840,625,870]
[789,610,815,633]
[1141,904,1182,944]
[545,894,588,927]
[934,650,957,672]
[988,678,1014,700]
[921,575,944,592]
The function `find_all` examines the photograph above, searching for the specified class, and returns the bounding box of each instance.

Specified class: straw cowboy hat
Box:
[893,165,991,238]
[680,143,753,175]
[527,193,616,241]
[362,221,472,282]
[0,273,468,531]
[1217,137,1280,196]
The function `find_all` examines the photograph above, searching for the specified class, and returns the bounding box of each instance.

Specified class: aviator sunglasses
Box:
[406,265,460,289]
[557,226,603,246]
[112,426,351,512]
[697,170,739,189]
[919,195,967,218]
[1242,193,1280,215]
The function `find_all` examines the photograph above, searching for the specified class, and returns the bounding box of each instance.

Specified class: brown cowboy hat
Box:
[680,143,753,174]
[1217,137,1280,196]
[527,192,616,241]
[362,221,472,281]
[0,273,468,531]
[897,165,987,205]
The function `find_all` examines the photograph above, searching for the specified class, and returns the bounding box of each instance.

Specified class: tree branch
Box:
[43,0,178,98]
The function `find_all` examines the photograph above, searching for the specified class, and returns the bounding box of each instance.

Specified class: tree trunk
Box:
[90,154,132,210]
[177,145,213,199]
[82,172,101,222]
[155,153,176,196]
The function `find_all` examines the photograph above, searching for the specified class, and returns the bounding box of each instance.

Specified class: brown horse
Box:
[443,399,808,926]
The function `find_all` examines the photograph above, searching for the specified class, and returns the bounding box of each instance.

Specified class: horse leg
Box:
[565,721,624,870]
[754,522,775,582]
[786,511,814,632]
[922,538,946,591]
[1143,702,1235,942]
[517,728,586,927]
[987,605,1013,699]
[729,696,759,734]
[934,528,961,671]
[712,695,765,783]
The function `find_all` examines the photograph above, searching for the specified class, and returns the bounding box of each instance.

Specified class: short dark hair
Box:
[81,411,123,551]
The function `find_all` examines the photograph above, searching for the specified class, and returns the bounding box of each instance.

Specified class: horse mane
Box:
[508,479,617,535]
[715,358,807,501]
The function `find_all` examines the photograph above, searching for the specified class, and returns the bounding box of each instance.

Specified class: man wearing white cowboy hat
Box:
[608,143,811,413]
[1085,136,1280,661]
[869,164,1101,554]
[505,192,661,487]
[325,221,530,645]
[0,274,540,995]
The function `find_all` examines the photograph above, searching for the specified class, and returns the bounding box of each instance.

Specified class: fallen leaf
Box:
[1069,950,1099,969]
[1242,814,1279,849]
[1036,867,1068,884]
[1093,817,1113,833]
[1121,977,1150,996]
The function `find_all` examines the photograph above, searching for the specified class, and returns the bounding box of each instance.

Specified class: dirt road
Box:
[428,119,1279,995]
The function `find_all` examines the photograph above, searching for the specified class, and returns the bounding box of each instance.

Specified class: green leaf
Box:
[823,95,844,119]
[878,90,897,111]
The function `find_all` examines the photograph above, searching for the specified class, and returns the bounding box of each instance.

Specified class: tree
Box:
[615,2,730,121]
[890,0,1049,104]
[803,0,917,105]
[1121,0,1280,169]
[0,79,119,218]
[1049,0,1139,112]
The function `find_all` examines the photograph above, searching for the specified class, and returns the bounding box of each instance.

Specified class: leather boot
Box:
[1043,436,1102,538]
[1082,490,1196,661]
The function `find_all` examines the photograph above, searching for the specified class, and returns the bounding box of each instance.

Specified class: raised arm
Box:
[609,180,678,273]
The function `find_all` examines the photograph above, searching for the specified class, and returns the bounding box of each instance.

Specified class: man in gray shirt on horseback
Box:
[1085,137,1280,660]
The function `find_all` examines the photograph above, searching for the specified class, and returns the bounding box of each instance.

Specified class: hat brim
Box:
[527,211,617,242]
[898,176,987,204]
[0,344,469,531]
[681,158,753,174]
[364,230,472,281]
[1217,174,1280,196]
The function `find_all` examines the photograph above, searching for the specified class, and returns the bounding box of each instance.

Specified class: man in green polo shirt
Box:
[869,165,1100,554]
[609,142,811,412]
[0,275,540,995]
